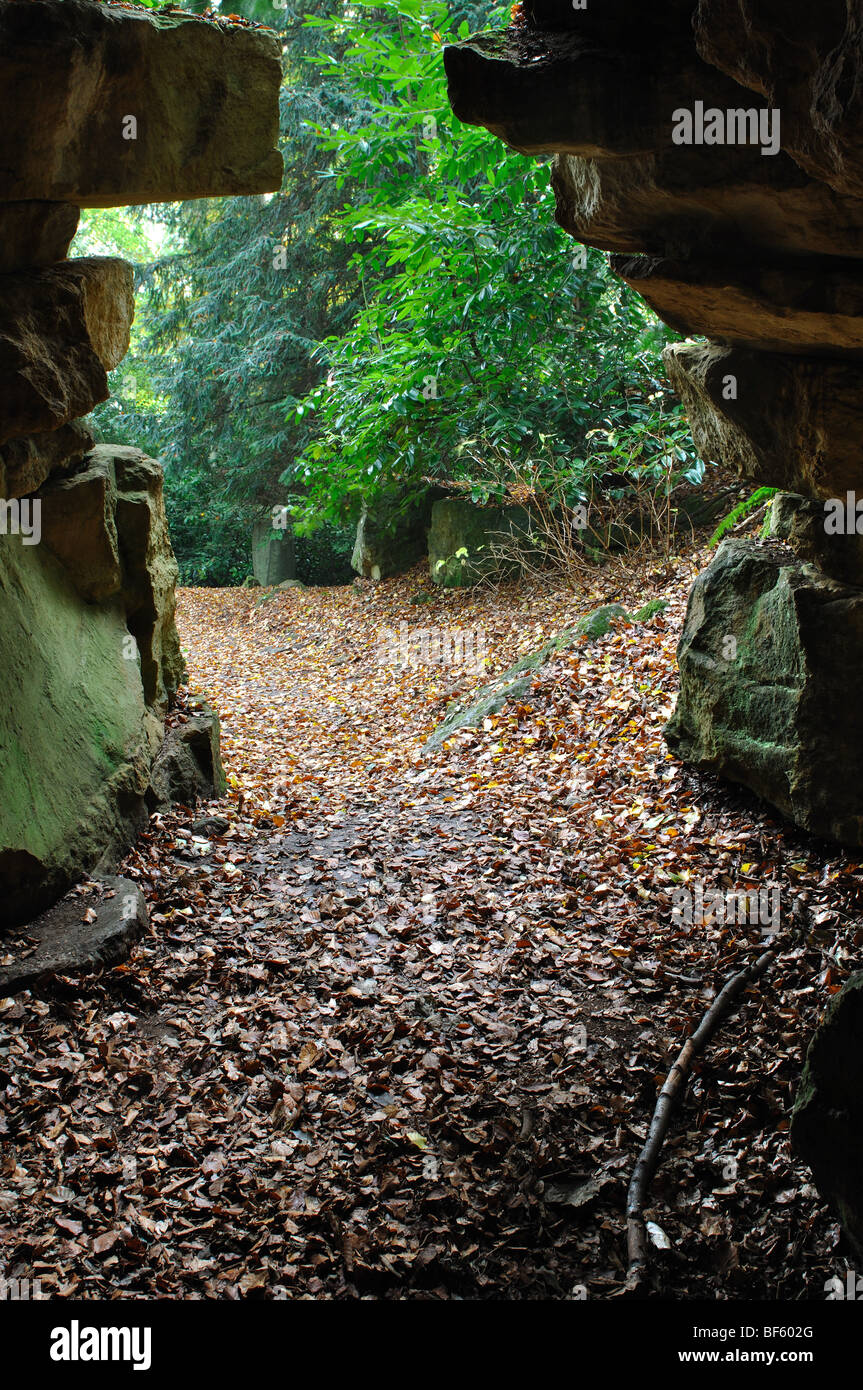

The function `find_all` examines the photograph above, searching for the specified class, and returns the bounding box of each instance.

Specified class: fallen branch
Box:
[625,940,781,1294]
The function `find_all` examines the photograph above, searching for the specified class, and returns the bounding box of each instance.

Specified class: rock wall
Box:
[791,971,863,1262]
[444,0,863,846]
[0,0,282,926]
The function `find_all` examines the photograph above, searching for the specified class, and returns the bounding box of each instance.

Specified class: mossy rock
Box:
[0,539,161,926]
[665,535,863,843]
[252,513,295,586]
[351,490,443,580]
[426,599,667,748]
[428,498,540,588]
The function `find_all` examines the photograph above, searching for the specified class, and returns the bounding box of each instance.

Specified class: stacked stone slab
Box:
[0,0,281,925]
[444,0,863,1259]
[428,497,540,587]
[252,511,296,587]
[444,0,863,846]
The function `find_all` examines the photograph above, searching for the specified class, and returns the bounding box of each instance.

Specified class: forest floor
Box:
[1,549,858,1300]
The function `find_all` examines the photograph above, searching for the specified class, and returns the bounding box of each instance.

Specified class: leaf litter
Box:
[0,555,857,1299]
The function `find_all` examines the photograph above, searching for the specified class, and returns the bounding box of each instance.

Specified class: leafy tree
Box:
[288,0,698,536]
[84,0,367,584]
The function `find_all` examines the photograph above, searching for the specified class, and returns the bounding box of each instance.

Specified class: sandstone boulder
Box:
[38,445,185,708]
[444,30,759,159]
[0,537,162,927]
[0,0,283,207]
[0,876,147,994]
[0,421,93,500]
[252,512,296,587]
[613,252,863,354]
[552,149,863,260]
[352,493,440,581]
[663,340,863,497]
[769,491,863,586]
[147,707,227,812]
[39,452,122,603]
[110,446,186,709]
[445,15,863,263]
[0,258,134,445]
[695,0,863,199]
[0,201,79,274]
[665,537,863,845]
[429,497,539,587]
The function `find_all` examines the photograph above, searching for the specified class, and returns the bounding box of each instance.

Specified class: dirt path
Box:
[0,570,844,1299]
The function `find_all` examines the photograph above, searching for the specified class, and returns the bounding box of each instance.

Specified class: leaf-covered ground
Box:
[1,559,858,1299]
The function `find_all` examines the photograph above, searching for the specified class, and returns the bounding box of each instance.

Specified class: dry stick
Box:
[625,940,781,1294]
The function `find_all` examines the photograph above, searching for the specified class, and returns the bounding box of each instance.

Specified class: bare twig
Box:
[454,440,690,592]
[624,940,782,1294]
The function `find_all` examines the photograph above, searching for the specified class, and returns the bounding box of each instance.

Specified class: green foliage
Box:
[74,208,169,262]
[164,482,253,588]
[80,0,366,583]
[709,488,779,547]
[288,0,697,531]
